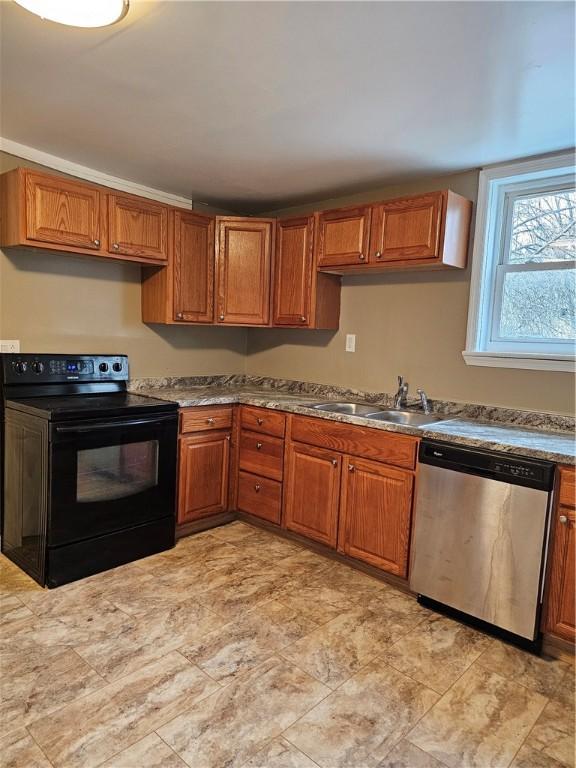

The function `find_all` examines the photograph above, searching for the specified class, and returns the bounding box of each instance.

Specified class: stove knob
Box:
[112,362,123,373]
[99,362,109,373]
[32,361,44,374]
[13,361,27,374]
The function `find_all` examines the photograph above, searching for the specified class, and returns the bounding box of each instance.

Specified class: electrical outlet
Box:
[0,340,20,353]
[345,334,356,353]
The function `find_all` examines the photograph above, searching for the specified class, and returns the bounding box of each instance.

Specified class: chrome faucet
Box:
[417,388,432,414]
[393,375,409,409]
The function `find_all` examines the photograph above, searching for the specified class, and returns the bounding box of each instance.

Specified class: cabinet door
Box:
[108,193,168,261]
[544,505,575,643]
[173,211,214,323]
[339,457,414,577]
[370,192,443,263]
[178,432,230,524]
[273,216,314,326]
[317,206,371,267]
[25,171,102,250]
[284,442,341,547]
[216,218,274,325]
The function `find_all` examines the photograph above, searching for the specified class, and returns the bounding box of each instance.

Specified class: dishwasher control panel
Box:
[420,440,555,492]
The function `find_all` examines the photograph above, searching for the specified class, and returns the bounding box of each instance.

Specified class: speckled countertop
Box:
[130,376,575,465]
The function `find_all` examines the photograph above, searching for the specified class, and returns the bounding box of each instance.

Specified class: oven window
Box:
[76,440,159,503]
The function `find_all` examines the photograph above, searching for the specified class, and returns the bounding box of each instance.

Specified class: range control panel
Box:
[1,354,129,384]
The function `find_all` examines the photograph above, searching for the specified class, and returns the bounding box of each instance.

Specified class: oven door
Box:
[49,412,178,546]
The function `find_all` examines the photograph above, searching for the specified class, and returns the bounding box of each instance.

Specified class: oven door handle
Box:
[55,414,176,433]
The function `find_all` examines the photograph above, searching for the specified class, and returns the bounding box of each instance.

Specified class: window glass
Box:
[507,189,576,264]
[498,268,576,340]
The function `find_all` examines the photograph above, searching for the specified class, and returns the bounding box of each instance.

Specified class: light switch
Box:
[345,334,356,353]
[0,340,20,353]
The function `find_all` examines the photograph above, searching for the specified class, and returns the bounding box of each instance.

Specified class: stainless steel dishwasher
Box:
[410,440,555,650]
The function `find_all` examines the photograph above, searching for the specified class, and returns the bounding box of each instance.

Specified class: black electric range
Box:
[1,354,178,587]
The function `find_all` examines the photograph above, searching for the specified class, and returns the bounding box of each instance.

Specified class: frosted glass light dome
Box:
[14,0,129,28]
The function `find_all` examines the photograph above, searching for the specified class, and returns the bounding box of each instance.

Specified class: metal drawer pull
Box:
[375,250,382,259]
[254,484,261,492]
[359,253,365,260]
[332,459,338,467]
[348,464,355,472]
[176,312,183,319]
[112,243,120,250]
[257,417,264,425]
[256,442,263,450]
[93,238,100,246]
[207,418,215,424]
[559,515,569,524]
[219,314,225,321]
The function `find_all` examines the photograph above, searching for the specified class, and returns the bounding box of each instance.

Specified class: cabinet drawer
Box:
[290,415,417,470]
[239,430,284,481]
[180,407,233,434]
[240,406,286,437]
[237,471,282,524]
[559,467,576,508]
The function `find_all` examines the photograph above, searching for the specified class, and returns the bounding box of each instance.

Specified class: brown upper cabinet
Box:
[273,215,340,329]
[107,193,168,261]
[141,209,215,324]
[316,190,472,273]
[0,167,168,265]
[215,217,274,326]
[24,170,103,251]
[316,205,372,268]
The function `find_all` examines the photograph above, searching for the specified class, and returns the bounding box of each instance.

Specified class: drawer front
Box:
[239,430,284,481]
[290,415,417,470]
[559,467,576,508]
[241,406,286,437]
[180,407,233,434]
[237,471,282,524]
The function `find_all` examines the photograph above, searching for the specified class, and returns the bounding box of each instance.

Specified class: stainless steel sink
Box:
[364,410,453,427]
[306,401,454,428]
[308,402,383,416]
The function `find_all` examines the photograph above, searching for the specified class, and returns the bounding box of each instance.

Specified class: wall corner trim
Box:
[0,137,194,209]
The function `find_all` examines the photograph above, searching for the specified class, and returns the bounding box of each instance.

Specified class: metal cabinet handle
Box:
[207,418,215,424]
[300,316,307,323]
[375,250,382,259]
[254,484,261,492]
[257,417,264,425]
[256,442,263,450]
[226,435,231,441]
[359,253,365,261]
[348,464,355,472]
[559,515,569,524]
[219,314,225,321]
[112,243,120,250]
[331,459,338,467]
[93,238,100,246]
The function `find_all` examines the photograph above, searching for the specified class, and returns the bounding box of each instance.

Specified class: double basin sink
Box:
[304,401,454,428]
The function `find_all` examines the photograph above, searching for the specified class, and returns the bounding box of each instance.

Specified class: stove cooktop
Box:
[6,392,177,421]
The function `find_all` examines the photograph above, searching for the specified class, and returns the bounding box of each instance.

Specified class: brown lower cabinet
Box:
[543,467,575,644]
[177,406,233,526]
[284,417,418,577]
[284,442,342,547]
[338,457,414,577]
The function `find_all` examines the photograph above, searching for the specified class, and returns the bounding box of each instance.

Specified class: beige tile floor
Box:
[0,521,574,768]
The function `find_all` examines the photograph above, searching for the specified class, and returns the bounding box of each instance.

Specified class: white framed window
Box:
[463,152,576,372]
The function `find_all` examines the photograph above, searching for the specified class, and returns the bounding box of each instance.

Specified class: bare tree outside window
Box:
[497,189,576,341]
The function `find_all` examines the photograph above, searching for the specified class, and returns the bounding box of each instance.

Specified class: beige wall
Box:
[0,152,247,377]
[247,171,576,415]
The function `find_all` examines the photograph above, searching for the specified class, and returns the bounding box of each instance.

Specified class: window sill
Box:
[462,350,575,372]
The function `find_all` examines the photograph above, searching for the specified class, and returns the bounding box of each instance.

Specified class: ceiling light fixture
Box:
[14,0,129,28]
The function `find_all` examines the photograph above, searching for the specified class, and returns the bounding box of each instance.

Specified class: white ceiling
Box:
[1,0,574,212]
